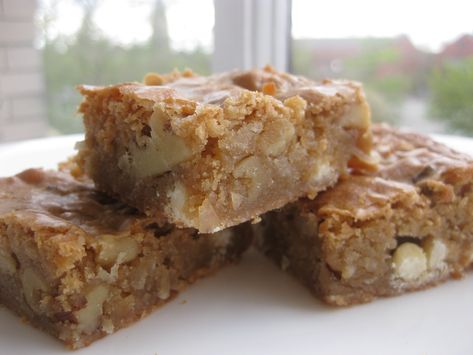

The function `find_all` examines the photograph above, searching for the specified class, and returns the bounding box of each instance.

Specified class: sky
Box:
[38,0,215,51]
[292,0,473,52]
[38,0,473,52]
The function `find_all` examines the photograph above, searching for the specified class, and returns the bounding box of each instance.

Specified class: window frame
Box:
[213,0,292,72]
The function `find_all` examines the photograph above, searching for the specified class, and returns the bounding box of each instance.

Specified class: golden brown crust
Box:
[257,125,473,306]
[373,123,473,182]
[308,124,473,222]
[0,169,251,348]
[76,66,373,233]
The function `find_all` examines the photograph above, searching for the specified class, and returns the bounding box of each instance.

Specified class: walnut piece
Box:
[96,234,140,267]
[233,156,271,200]
[75,284,109,334]
[0,250,17,275]
[119,108,193,178]
[258,119,295,157]
[21,267,49,312]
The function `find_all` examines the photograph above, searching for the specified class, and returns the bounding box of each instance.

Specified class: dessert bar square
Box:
[75,66,373,233]
[256,124,473,306]
[0,169,250,348]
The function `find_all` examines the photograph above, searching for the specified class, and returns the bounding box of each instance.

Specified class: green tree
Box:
[345,40,412,123]
[429,58,473,133]
[292,40,314,78]
[39,0,212,134]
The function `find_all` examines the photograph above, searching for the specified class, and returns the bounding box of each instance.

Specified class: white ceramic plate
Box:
[0,133,472,355]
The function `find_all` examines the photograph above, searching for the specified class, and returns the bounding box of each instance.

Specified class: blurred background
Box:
[0,0,472,142]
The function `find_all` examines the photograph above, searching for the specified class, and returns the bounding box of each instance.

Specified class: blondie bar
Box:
[76,66,373,233]
[257,125,473,305]
[0,169,250,348]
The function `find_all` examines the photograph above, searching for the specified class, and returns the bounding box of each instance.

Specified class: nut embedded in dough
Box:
[392,242,427,281]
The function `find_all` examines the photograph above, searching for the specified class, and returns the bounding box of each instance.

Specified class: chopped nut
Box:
[392,242,427,281]
[168,182,190,223]
[96,234,140,268]
[130,257,155,290]
[75,284,109,334]
[258,119,295,157]
[284,96,307,124]
[0,250,17,275]
[198,198,222,233]
[340,101,371,130]
[230,191,243,210]
[157,269,171,300]
[125,108,193,178]
[251,216,262,224]
[422,237,447,269]
[233,156,271,199]
[233,156,261,179]
[101,318,114,334]
[21,268,49,313]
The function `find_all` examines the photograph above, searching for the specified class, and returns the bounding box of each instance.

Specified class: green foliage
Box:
[292,40,313,78]
[292,38,415,124]
[347,40,401,77]
[365,75,412,103]
[429,58,473,133]
[364,88,400,125]
[346,41,412,102]
[40,0,211,134]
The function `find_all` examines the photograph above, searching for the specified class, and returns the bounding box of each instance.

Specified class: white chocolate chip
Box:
[422,237,447,269]
[169,182,187,207]
[341,264,356,279]
[75,284,109,334]
[392,242,427,281]
[168,182,189,223]
[21,268,49,313]
[307,161,335,191]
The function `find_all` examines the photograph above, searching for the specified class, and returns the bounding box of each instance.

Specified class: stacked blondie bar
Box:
[1,66,472,348]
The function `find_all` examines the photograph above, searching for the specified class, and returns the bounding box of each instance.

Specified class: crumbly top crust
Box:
[79,65,365,108]
[0,168,150,236]
[372,124,473,182]
[309,124,473,221]
[77,66,373,177]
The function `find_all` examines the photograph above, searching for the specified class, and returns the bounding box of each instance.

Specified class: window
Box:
[38,0,214,135]
[291,0,473,135]
[1,0,472,142]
